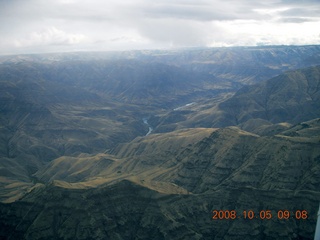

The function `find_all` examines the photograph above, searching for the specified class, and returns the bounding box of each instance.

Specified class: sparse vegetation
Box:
[0,46,320,239]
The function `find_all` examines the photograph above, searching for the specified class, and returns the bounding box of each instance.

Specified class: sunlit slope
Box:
[155,123,319,193]
[0,46,320,239]
[1,120,319,239]
[35,119,320,196]
[19,119,319,240]
[35,128,216,189]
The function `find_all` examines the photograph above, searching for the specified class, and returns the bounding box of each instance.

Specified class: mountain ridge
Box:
[0,46,319,239]
[152,65,320,132]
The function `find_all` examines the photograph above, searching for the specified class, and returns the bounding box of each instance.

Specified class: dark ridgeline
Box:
[0,45,319,239]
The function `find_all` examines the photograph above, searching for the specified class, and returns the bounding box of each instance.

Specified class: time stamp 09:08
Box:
[212,210,308,220]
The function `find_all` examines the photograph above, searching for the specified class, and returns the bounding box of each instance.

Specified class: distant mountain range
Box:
[154,65,320,132]
[0,45,319,239]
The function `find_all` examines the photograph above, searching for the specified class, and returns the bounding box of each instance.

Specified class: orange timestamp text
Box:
[212,210,308,220]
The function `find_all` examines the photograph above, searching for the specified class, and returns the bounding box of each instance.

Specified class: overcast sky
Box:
[1,0,320,55]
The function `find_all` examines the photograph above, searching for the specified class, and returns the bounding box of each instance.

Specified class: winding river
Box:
[142,102,196,136]
[142,117,153,136]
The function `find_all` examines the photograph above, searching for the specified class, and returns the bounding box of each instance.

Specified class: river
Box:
[142,117,153,136]
[173,102,196,111]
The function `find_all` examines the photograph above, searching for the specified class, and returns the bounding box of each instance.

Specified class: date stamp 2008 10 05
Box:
[212,209,308,220]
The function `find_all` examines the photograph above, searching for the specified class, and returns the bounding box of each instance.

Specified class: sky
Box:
[1,0,320,55]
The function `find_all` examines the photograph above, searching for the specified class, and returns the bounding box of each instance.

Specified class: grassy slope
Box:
[1,47,320,239]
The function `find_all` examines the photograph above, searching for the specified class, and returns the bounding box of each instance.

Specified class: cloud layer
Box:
[1,0,319,54]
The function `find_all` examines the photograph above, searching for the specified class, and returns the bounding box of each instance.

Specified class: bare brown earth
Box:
[1,121,319,239]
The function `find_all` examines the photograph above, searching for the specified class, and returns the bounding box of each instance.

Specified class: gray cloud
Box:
[137,19,213,46]
[279,17,319,23]
[281,7,320,18]
[0,0,319,55]
[139,2,247,21]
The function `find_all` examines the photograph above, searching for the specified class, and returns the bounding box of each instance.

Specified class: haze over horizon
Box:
[1,0,320,55]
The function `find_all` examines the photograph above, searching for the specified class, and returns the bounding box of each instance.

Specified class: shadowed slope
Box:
[1,47,320,239]
[153,65,320,131]
[219,66,320,125]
